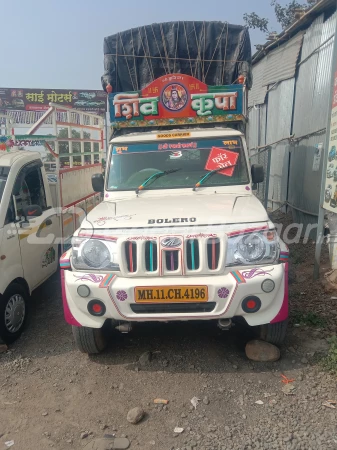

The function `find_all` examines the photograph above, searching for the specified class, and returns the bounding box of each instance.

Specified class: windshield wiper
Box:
[136,169,181,194]
[192,164,237,191]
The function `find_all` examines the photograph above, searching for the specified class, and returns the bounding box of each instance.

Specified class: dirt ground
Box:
[1,214,337,450]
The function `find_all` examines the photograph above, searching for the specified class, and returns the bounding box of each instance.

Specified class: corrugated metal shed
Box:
[252,0,336,64]
[248,1,337,236]
[248,59,268,107]
[266,79,295,210]
[262,32,304,86]
[288,11,336,235]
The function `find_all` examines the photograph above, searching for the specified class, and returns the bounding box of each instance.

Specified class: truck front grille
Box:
[186,239,200,270]
[164,250,180,271]
[145,241,158,272]
[121,233,224,276]
[207,238,220,270]
[124,241,137,273]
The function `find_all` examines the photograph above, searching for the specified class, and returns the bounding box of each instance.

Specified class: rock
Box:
[0,344,8,353]
[242,414,247,419]
[127,407,144,424]
[114,438,130,450]
[282,384,296,395]
[66,439,73,444]
[301,357,309,364]
[139,352,152,366]
[42,412,48,416]
[203,396,210,405]
[81,432,89,439]
[84,437,130,450]
[181,413,187,418]
[245,340,280,362]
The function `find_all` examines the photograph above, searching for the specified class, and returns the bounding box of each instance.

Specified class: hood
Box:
[81,194,268,230]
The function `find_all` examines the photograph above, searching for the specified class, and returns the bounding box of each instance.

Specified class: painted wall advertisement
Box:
[0,87,107,116]
[323,71,337,212]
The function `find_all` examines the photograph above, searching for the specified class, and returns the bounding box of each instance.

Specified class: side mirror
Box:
[251,164,264,184]
[22,205,43,220]
[92,173,104,193]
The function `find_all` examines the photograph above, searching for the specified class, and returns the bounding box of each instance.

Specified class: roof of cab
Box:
[0,149,42,167]
[110,127,243,144]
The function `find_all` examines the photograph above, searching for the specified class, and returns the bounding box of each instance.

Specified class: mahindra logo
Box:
[161,237,182,248]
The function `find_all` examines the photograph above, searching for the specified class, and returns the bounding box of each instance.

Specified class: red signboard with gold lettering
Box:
[109,74,245,128]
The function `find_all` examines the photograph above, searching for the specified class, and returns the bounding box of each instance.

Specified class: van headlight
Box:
[72,237,120,271]
[226,230,279,266]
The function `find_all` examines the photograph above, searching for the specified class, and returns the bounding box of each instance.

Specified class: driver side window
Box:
[13,163,47,218]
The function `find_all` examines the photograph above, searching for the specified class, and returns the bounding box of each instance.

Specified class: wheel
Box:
[72,326,107,354]
[258,319,288,346]
[0,283,29,344]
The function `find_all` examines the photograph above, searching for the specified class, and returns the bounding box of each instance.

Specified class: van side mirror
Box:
[92,173,104,193]
[251,164,264,184]
[22,204,43,220]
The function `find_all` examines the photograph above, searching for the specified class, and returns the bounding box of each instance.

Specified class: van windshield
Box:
[0,166,9,202]
[107,137,249,191]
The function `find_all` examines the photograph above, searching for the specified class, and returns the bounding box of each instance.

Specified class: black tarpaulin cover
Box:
[102,21,252,92]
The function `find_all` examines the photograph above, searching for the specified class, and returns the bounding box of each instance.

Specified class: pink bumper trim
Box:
[270,262,289,324]
[61,270,81,327]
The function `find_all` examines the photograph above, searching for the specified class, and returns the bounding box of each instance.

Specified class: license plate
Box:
[135,286,208,303]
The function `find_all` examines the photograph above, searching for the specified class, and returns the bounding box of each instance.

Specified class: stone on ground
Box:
[245,340,280,362]
[127,407,144,424]
[138,351,152,366]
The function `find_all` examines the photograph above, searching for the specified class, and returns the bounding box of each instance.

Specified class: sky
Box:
[1,0,290,90]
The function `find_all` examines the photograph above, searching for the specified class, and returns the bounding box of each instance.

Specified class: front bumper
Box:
[61,263,288,328]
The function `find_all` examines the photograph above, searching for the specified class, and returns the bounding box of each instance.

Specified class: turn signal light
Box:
[242,296,261,313]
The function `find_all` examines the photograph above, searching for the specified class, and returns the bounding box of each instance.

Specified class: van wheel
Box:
[258,319,288,346]
[0,283,29,344]
[72,326,107,354]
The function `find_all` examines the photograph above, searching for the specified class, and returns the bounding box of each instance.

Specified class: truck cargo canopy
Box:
[102,21,252,92]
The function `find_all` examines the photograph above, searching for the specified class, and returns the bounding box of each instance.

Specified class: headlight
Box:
[72,237,120,271]
[226,230,279,266]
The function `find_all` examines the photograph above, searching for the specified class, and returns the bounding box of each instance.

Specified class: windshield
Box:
[107,137,249,191]
[0,166,9,202]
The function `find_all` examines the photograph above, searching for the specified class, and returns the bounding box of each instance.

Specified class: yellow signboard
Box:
[157,132,191,139]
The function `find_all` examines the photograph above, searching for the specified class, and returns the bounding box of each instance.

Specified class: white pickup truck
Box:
[0,104,104,344]
[62,126,289,354]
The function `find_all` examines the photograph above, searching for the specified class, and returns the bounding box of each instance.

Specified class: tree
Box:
[243,0,318,34]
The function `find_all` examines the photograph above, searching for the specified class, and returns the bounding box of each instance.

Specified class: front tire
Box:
[258,319,288,346]
[0,283,29,344]
[72,326,107,354]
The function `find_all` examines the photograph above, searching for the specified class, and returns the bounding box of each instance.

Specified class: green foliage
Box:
[243,0,317,33]
[322,335,337,373]
[293,311,326,328]
[243,12,269,33]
